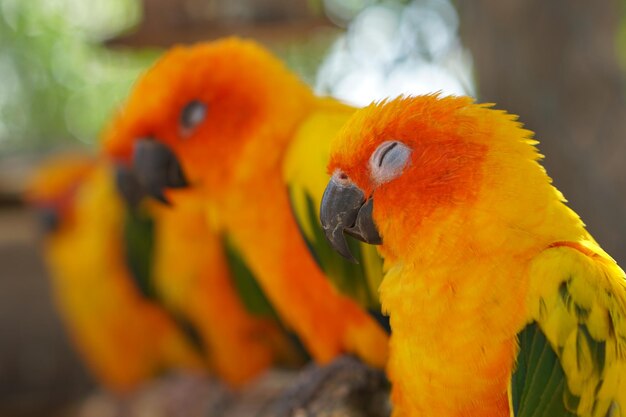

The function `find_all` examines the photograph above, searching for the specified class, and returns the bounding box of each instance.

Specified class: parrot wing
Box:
[122,207,157,300]
[222,235,281,320]
[121,198,207,355]
[283,99,386,317]
[41,163,205,389]
[512,241,626,417]
[222,235,310,364]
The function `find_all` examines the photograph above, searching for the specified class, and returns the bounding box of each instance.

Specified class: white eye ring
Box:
[369,140,411,185]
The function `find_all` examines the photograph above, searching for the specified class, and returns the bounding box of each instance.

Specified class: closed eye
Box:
[378,141,398,167]
[369,140,411,184]
[180,100,207,135]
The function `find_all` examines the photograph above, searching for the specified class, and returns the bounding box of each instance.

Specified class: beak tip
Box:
[347,255,359,265]
[322,227,359,264]
[336,244,359,264]
[158,197,172,206]
[132,138,187,206]
[152,190,172,206]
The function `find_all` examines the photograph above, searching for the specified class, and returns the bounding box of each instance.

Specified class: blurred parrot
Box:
[113,166,302,387]
[319,94,626,417]
[27,156,205,393]
[103,38,389,367]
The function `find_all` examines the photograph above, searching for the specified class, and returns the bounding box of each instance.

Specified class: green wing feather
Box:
[512,322,577,417]
[516,243,626,417]
[283,100,385,312]
[222,235,310,362]
[122,208,157,300]
[122,205,205,354]
[222,236,280,320]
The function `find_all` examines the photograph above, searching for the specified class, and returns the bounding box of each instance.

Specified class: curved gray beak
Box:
[132,139,189,205]
[114,164,146,208]
[320,176,382,263]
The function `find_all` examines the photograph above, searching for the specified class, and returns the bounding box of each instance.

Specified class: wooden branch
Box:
[77,357,391,417]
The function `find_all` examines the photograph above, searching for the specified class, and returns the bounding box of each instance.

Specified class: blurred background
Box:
[0,0,625,415]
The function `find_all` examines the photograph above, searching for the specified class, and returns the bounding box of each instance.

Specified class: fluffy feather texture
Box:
[146,190,299,386]
[28,158,205,392]
[327,95,626,417]
[283,97,386,312]
[103,38,389,367]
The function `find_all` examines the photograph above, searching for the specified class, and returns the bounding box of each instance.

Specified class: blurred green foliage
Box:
[273,31,340,86]
[0,0,339,155]
[0,0,158,154]
[0,0,419,155]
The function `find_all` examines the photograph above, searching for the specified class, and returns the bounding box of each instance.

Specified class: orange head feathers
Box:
[103,38,314,202]
[321,95,585,263]
[27,154,95,204]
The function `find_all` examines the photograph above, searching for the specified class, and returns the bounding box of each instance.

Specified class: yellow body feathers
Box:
[29,159,204,392]
[325,95,626,417]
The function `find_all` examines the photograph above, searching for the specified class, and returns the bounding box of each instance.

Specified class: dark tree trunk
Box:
[456,0,626,263]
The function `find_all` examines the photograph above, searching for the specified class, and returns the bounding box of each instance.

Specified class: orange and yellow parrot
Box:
[113,167,301,386]
[103,38,389,367]
[319,94,626,417]
[27,156,205,393]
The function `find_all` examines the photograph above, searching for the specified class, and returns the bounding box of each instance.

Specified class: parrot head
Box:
[103,38,314,205]
[320,94,553,262]
[26,155,95,234]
